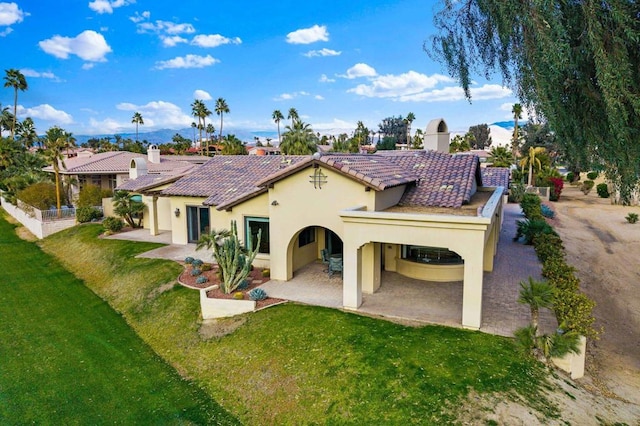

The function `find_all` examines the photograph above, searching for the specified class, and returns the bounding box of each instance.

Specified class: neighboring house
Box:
[119,120,509,330]
[43,145,206,202]
[248,146,281,156]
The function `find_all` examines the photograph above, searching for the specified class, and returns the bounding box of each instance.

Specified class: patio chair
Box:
[328,256,343,277]
[321,248,330,271]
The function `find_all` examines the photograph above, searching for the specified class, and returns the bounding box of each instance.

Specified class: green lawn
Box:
[36,222,555,424]
[0,213,238,425]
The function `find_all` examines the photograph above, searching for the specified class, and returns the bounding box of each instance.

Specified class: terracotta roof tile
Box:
[480,167,510,194]
[54,151,193,174]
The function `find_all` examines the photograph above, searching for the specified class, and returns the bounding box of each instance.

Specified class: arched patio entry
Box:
[285,225,344,278]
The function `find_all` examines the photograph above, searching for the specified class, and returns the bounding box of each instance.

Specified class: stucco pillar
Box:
[483,224,497,272]
[361,242,381,294]
[343,242,362,309]
[145,195,159,236]
[461,234,485,329]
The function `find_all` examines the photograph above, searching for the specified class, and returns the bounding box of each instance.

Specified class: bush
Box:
[17,182,60,210]
[76,206,103,223]
[515,219,556,244]
[195,276,209,284]
[102,216,123,233]
[78,184,112,208]
[626,212,639,224]
[565,172,574,183]
[553,290,598,339]
[184,257,194,264]
[580,180,594,194]
[586,171,598,180]
[261,268,270,278]
[248,288,267,301]
[596,183,610,198]
[201,263,212,271]
[508,182,525,204]
[533,233,564,263]
[233,292,244,300]
[520,193,543,219]
[540,204,555,219]
[192,259,204,267]
[548,177,564,202]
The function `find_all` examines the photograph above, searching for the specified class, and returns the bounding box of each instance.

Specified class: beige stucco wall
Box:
[169,196,209,244]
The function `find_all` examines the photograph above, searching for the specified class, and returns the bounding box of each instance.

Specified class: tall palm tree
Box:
[131,112,144,142]
[280,120,318,155]
[191,100,207,154]
[512,103,523,161]
[413,128,424,149]
[0,103,14,138]
[3,69,28,140]
[215,97,230,141]
[519,146,546,186]
[191,122,197,147]
[405,112,415,146]
[16,117,37,148]
[287,107,299,127]
[206,123,215,145]
[272,109,284,143]
[43,126,74,216]
[517,277,554,335]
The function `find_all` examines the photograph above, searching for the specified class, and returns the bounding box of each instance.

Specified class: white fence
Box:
[1,195,102,239]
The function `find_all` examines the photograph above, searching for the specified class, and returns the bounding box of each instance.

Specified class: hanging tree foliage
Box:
[429,0,640,203]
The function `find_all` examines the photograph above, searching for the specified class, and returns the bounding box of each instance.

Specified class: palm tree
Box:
[287,107,299,127]
[191,122,197,147]
[405,112,415,146]
[280,120,318,155]
[3,69,28,139]
[0,103,13,138]
[517,277,554,335]
[512,103,523,161]
[272,109,284,143]
[489,146,513,167]
[43,126,74,216]
[16,117,37,148]
[413,128,424,149]
[215,97,230,141]
[519,146,546,186]
[131,112,144,142]
[191,100,207,154]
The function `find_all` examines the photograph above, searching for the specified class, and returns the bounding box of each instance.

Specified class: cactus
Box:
[237,279,250,290]
[195,276,209,284]
[248,288,267,301]
[192,259,204,267]
[190,268,202,277]
[184,256,194,264]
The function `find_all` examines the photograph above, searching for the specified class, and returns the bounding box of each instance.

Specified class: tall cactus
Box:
[197,220,261,294]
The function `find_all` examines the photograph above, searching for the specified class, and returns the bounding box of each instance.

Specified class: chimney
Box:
[129,158,148,179]
[148,144,161,164]
[424,118,450,153]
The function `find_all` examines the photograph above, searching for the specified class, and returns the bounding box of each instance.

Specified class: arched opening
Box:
[286,225,344,277]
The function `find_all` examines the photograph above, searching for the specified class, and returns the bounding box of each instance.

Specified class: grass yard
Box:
[0,213,237,425]
[36,222,556,424]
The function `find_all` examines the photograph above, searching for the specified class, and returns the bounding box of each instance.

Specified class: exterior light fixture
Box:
[174,208,180,217]
[271,200,279,206]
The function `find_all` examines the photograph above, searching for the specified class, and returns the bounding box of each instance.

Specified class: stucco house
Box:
[118,119,510,330]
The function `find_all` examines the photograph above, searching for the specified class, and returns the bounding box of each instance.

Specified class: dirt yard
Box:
[553,184,640,405]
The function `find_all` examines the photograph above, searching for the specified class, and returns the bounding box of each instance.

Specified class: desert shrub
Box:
[520,193,543,219]
[541,257,579,290]
[77,184,112,208]
[540,204,555,219]
[586,171,598,180]
[565,172,574,182]
[102,216,123,233]
[190,268,202,277]
[261,269,270,278]
[76,206,102,223]
[249,288,267,301]
[626,212,639,224]
[515,219,556,244]
[548,177,564,202]
[580,180,594,194]
[553,290,598,339]
[533,233,564,263]
[237,279,250,290]
[233,292,244,300]
[201,263,212,271]
[596,183,610,198]
[17,182,60,210]
[195,276,209,284]
[184,257,194,264]
[508,182,525,204]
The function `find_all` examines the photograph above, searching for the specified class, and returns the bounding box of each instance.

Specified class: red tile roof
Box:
[49,151,193,174]
[480,167,510,194]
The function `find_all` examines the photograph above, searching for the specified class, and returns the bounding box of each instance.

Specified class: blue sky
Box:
[0,0,523,139]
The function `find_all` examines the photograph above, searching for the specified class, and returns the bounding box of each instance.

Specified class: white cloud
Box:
[89,0,132,14]
[303,48,340,58]
[273,91,311,101]
[20,68,59,80]
[192,34,241,48]
[137,20,195,35]
[286,24,328,44]
[193,89,212,100]
[82,63,95,70]
[154,54,219,70]
[319,74,335,83]
[88,117,125,134]
[348,71,452,98]
[39,30,112,62]
[314,95,324,100]
[313,118,355,132]
[129,11,150,23]
[0,2,28,26]
[396,84,511,102]
[161,35,187,47]
[500,102,531,120]
[115,100,193,128]
[341,63,377,79]
[17,104,73,124]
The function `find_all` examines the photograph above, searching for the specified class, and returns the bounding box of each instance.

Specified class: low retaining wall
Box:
[200,287,256,319]
[1,196,76,239]
[552,335,587,379]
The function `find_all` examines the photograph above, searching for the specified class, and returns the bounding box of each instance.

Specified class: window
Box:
[245,217,269,254]
[298,227,315,247]
[187,206,210,243]
[401,245,463,265]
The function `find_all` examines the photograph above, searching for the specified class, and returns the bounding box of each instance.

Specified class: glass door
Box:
[187,206,210,243]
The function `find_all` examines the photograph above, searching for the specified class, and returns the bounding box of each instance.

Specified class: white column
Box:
[461,234,485,329]
[145,195,159,236]
[362,242,381,294]
[343,242,362,309]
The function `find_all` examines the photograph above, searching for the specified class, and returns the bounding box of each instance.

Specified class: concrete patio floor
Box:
[105,202,556,337]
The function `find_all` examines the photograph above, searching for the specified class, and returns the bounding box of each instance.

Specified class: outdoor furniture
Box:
[328,254,343,277]
[321,248,330,271]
